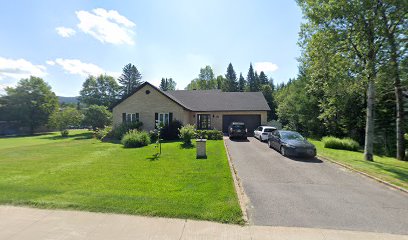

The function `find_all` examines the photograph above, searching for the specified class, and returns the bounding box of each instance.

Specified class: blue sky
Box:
[0,0,303,96]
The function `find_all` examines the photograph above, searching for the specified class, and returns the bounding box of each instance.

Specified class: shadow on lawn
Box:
[39,132,93,141]
[369,161,408,183]
[179,143,195,149]
[146,153,160,161]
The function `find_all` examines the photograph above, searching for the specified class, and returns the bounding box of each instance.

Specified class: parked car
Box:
[268,130,316,157]
[228,122,247,139]
[254,126,277,141]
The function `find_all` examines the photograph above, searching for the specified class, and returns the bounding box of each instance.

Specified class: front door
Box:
[197,114,211,129]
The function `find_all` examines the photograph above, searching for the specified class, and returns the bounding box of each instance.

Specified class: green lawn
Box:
[310,140,408,190]
[0,130,243,224]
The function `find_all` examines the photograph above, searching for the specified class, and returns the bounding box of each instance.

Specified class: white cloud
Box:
[46,60,55,66]
[254,62,279,73]
[0,57,47,80]
[53,58,119,77]
[76,8,135,45]
[56,27,76,38]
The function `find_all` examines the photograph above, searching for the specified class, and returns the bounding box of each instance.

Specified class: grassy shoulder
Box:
[0,130,243,224]
[310,139,408,190]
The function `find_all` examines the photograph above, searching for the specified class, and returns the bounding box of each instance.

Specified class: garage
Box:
[222,114,261,136]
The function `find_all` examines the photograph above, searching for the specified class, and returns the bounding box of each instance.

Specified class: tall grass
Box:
[322,136,360,151]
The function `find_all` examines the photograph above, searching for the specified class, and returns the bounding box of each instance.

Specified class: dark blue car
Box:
[268,130,316,157]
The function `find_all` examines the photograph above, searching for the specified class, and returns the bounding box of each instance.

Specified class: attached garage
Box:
[222,114,261,136]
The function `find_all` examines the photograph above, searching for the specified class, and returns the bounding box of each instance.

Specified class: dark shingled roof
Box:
[113,82,270,111]
[166,89,270,111]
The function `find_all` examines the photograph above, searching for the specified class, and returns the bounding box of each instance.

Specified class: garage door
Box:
[222,115,261,136]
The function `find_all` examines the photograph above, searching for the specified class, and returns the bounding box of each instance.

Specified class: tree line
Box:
[185,63,277,119]
[275,0,407,161]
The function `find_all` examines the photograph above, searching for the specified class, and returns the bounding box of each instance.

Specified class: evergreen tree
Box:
[160,78,177,91]
[259,71,268,85]
[247,63,257,92]
[268,77,275,91]
[238,73,246,92]
[224,63,238,91]
[118,63,142,97]
[254,71,260,91]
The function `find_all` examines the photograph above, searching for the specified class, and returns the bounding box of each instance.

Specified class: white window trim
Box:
[158,112,169,126]
[125,112,139,123]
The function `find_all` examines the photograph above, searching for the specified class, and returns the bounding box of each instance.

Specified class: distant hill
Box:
[58,96,79,104]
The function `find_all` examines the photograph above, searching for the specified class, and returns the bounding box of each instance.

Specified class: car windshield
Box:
[232,125,245,130]
[281,131,304,141]
[264,128,275,132]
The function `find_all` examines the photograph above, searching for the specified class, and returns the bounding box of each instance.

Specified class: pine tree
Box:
[238,73,246,92]
[118,63,142,97]
[259,71,268,86]
[247,64,257,92]
[224,63,238,92]
[160,78,176,91]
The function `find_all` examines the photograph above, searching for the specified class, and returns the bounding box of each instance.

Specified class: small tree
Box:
[83,105,112,130]
[49,107,83,136]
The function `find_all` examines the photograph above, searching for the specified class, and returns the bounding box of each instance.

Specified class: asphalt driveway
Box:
[224,137,408,234]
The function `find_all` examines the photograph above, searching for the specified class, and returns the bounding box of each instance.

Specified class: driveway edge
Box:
[317,154,408,194]
[223,138,250,224]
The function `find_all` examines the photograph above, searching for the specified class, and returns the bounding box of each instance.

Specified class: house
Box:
[112,82,270,134]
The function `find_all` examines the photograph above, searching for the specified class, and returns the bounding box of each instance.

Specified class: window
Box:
[158,113,169,126]
[123,113,139,123]
[197,114,211,129]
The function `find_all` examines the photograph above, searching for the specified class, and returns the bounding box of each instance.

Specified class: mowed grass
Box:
[310,140,408,190]
[0,130,243,224]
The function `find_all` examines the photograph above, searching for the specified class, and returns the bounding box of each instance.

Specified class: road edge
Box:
[223,137,250,224]
[317,154,408,194]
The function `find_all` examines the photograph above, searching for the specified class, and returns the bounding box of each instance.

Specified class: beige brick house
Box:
[112,82,270,134]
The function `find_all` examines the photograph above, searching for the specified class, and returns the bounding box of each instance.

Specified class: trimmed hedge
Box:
[196,129,223,140]
[322,136,360,151]
[121,130,151,148]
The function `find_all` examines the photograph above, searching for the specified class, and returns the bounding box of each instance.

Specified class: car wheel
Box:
[280,146,286,156]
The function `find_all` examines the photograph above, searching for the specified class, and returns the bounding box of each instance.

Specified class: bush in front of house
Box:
[179,125,196,146]
[322,136,360,151]
[196,129,223,140]
[149,130,159,143]
[161,120,183,140]
[121,130,151,148]
[113,121,143,140]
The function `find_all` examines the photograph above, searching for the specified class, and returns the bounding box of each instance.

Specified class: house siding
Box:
[112,85,188,131]
[187,111,267,130]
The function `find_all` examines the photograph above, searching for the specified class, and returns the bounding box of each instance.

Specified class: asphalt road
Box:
[225,137,408,234]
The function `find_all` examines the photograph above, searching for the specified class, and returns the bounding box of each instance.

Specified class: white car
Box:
[254,126,277,141]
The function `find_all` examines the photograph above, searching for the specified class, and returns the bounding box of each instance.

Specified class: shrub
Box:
[94,126,113,140]
[161,120,183,140]
[121,130,151,148]
[196,129,223,140]
[179,125,196,145]
[322,136,360,151]
[149,130,159,143]
[60,129,69,137]
[113,121,143,140]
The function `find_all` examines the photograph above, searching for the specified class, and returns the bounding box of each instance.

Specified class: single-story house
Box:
[112,82,270,134]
